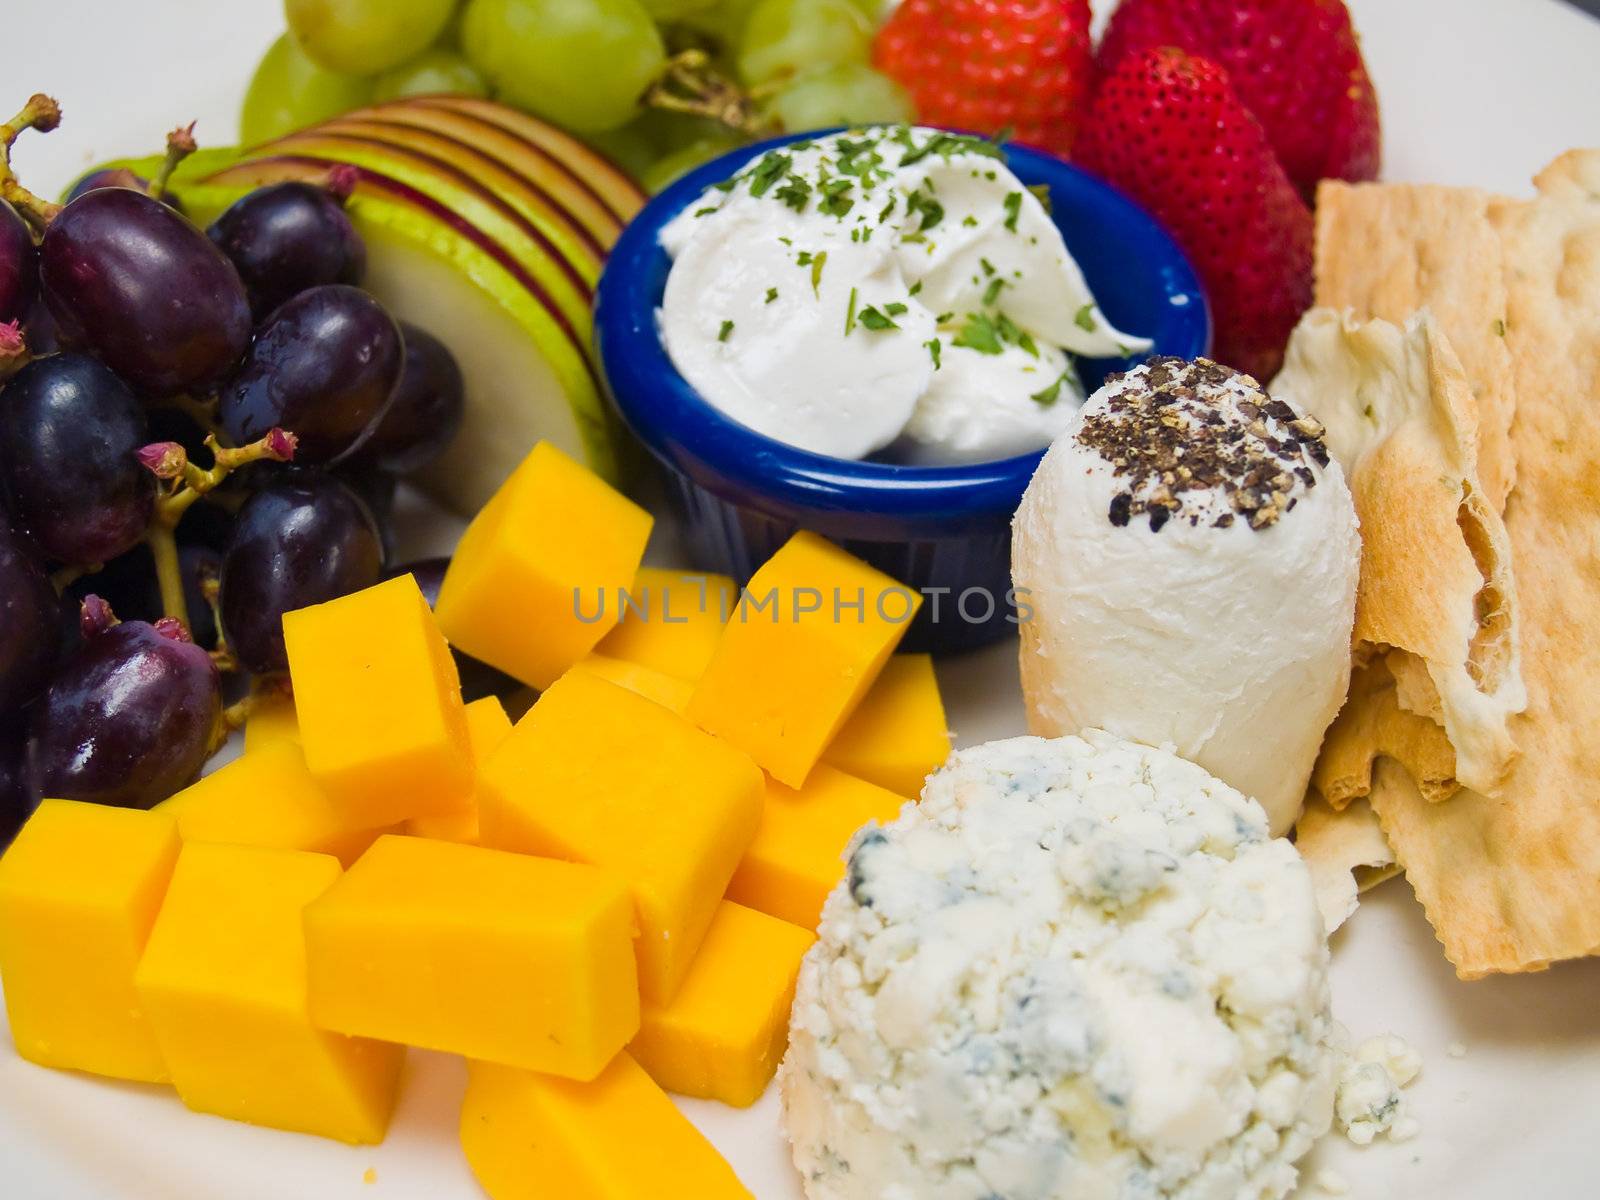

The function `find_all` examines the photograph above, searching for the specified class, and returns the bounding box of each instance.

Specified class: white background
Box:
[6,1,1600,1198]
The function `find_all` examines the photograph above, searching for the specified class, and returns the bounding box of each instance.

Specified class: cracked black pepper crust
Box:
[1081,357,1332,533]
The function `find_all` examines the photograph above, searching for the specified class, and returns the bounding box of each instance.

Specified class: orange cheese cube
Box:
[283,574,474,828]
[461,1053,752,1200]
[0,801,179,1082]
[728,765,906,931]
[157,741,391,866]
[304,835,638,1079]
[134,843,402,1143]
[435,441,653,689]
[479,670,763,1004]
[629,901,813,1107]
[687,532,920,787]
[596,567,735,681]
[243,690,299,751]
[823,654,951,798]
[406,696,514,844]
[568,653,693,715]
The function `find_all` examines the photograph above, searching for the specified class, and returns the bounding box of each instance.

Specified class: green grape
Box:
[768,62,913,133]
[284,0,457,75]
[640,132,745,193]
[240,33,376,145]
[585,111,723,180]
[461,0,667,133]
[737,0,872,88]
[638,0,719,17]
[373,48,489,100]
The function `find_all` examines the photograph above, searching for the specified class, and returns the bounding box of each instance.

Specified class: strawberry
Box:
[1098,0,1380,196]
[873,0,1095,157]
[1074,46,1313,380]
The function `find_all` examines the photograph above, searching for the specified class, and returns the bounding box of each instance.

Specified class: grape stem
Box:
[0,319,28,380]
[140,428,297,633]
[198,564,238,673]
[0,94,63,230]
[150,122,198,202]
[645,51,760,134]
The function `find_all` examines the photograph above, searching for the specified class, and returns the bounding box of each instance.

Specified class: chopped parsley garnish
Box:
[844,287,859,334]
[1074,303,1098,333]
[857,305,901,332]
[1027,182,1052,213]
[908,281,922,296]
[1003,192,1023,232]
[952,312,1004,354]
[746,152,792,198]
[883,302,908,317]
[979,258,996,277]
[809,250,828,295]
[904,188,945,232]
[718,320,734,342]
[1030,363,1079,407]
[997,314,1038,356]
[897,130,1004,166]
[693,204,719,217]
[774,175,812,212]
[982,277,1006,306]
[765,287,779,304]
[925,338,943,369]
[817,177,856,219]
[878,196,897,222]
[962,215,979,227]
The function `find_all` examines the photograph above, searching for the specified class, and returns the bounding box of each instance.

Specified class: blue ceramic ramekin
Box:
[595,131,1210,653]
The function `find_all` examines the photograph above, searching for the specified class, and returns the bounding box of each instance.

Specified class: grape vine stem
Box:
[0,94,63,231]
[140,429,297,636]
[645,51,761,134]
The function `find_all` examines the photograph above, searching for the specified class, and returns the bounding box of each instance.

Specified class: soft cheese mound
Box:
[781,731,1337,1200]
[1013,357,1361,835]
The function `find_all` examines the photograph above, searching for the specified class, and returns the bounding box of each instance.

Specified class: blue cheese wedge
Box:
[781,730,1338,1200]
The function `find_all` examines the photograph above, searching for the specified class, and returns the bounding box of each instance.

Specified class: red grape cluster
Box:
[0,96,469,842]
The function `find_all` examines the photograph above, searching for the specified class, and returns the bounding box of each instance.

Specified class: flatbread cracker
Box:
[1296,795,1400,935]
[1314,181,1518,511]
[1313,657,1458,808]
[1275,310,1524,793]
[1368,154,1600,977]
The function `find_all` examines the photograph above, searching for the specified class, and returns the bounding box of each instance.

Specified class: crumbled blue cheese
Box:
[1335,1034,1422,1146]
[780,730,1337,1200]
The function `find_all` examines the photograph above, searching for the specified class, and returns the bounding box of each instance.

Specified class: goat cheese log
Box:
[1012,358,1360,834]
[781,731,1338,1200]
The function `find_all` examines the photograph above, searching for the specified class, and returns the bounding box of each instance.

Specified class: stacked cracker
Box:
[1272,152,1600,978]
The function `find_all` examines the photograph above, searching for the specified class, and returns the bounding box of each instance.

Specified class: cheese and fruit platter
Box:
[3,0,1599,1198]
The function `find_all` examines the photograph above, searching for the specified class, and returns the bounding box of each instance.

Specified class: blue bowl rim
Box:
[595,128,1211,523]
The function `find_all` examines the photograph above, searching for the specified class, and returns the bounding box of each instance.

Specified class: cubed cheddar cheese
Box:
[629,901,813,1107]
[687,532,920,787]
[133,843,402,1144]
[0,801,179,1082]
[727,764,906,931]
[304,835,638,1079]
[157,740,392,866]
[461,1054,752,1200]
[596,567,735,681]
[435,441,653,690]
[406,696,514,844]
[283,574,474,828]
[243,690,299,751]
[478,670,763,1004]
[822,654,951,798]
[568,653,693,715]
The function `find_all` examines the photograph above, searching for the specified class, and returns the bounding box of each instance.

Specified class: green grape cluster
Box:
[243,0,914,189]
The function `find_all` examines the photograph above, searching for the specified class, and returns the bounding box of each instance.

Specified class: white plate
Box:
[7,2,1600,1197]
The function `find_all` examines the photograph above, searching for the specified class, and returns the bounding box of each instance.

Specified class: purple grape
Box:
[38,187,252,394]
[219,474,384,674]
[0,520,58,715]
[0,728,34,848]
[64,168,183,214]
[25,612,221,810]
[0,353,155,564]
[208,181,366,319]
[218,284,402,464]
[357,322,464,475]
[0,199,36,325]
[20,293,62,355]
[392,557,521,703]
[337,461,398,565]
